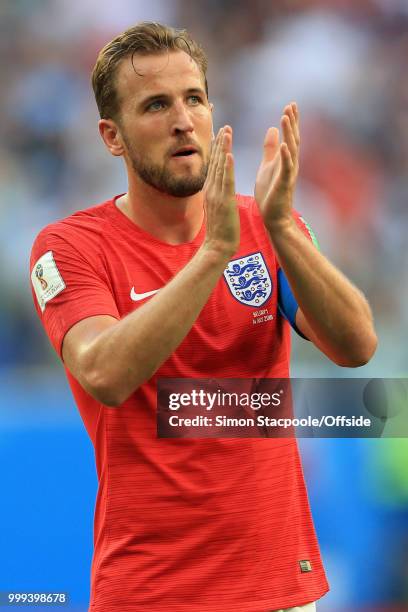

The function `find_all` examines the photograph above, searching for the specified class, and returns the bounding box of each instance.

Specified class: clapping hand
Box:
[203,126,240,256]
[254,103,300,233]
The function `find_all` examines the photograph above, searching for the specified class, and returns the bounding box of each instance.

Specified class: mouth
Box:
[171,146,199,158]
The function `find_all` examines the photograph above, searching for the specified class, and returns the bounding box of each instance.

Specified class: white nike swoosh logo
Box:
[130,287,160,302]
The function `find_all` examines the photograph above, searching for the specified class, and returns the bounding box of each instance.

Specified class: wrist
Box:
[264,215,296,240]
[200,240,236,265]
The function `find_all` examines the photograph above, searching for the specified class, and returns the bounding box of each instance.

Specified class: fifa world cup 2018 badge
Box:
[35,263,48,291]
[223,252,272,307]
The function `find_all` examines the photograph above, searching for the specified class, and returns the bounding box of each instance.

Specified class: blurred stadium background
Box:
[1,0,407,610]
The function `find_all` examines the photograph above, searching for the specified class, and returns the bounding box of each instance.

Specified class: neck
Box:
[116,175,205,245]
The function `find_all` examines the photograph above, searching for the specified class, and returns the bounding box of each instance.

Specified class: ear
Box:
[98,119,125,157]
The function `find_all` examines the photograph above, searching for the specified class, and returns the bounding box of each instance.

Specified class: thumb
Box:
[262,127,279,163]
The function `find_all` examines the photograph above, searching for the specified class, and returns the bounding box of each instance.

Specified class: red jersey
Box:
[30,194,329,611]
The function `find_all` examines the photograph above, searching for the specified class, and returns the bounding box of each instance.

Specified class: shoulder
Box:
[34,198,113,243]
[31,197,115,263]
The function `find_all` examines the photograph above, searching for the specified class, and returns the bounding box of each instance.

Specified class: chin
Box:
[164,171,206,198]
[165,183,203,198]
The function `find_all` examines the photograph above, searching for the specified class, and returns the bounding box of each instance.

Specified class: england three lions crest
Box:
[224,252,272,307]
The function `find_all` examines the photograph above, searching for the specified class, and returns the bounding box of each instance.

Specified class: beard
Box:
[124,136,208,198]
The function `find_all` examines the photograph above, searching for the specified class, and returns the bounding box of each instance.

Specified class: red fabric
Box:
[30,195,329,611]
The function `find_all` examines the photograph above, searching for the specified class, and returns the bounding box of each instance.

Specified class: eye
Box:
[147,100,165,112]
[187,95,201,105]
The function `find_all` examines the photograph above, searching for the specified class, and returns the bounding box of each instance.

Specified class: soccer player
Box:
[30,22,377,612]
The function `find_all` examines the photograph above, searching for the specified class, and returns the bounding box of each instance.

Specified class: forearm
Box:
[268,218,377,366]
[79,244,231,405]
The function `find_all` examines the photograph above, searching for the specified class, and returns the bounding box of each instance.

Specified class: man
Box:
[30,22,377,612]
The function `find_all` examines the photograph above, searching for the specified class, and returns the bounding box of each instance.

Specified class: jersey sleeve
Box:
[277,211,320,338]
[30,227,120,358]
[292,210,320,251]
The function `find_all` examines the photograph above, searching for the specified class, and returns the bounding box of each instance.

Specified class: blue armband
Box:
[277,269,308,340]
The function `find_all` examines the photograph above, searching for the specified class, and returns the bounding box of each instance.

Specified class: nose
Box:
[170,100,194,135]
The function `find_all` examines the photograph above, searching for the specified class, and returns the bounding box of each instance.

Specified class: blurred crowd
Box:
[1,2,408,610]
[0,0,407,372]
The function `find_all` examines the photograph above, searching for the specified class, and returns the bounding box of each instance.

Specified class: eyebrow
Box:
[138,87,206,109]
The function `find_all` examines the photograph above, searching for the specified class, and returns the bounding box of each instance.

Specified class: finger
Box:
[215,130,228,189]
[285,105,296,138]
[206,127,223,187]
[291,101,299,124]
[288,101,300,146]
[262,127,279,163]
[222,125,233,153]
[222,151,235,197]
[281,113,298,163]
[221,129,234,194]
[279,142,294,184]
[205,131,217,187]
[210,128,223,174]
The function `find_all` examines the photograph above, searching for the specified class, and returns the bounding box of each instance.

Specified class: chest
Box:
[105,238,277,325]
[97,226,284,376]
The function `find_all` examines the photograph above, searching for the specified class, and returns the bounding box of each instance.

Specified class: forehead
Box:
[115,50,205,106]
